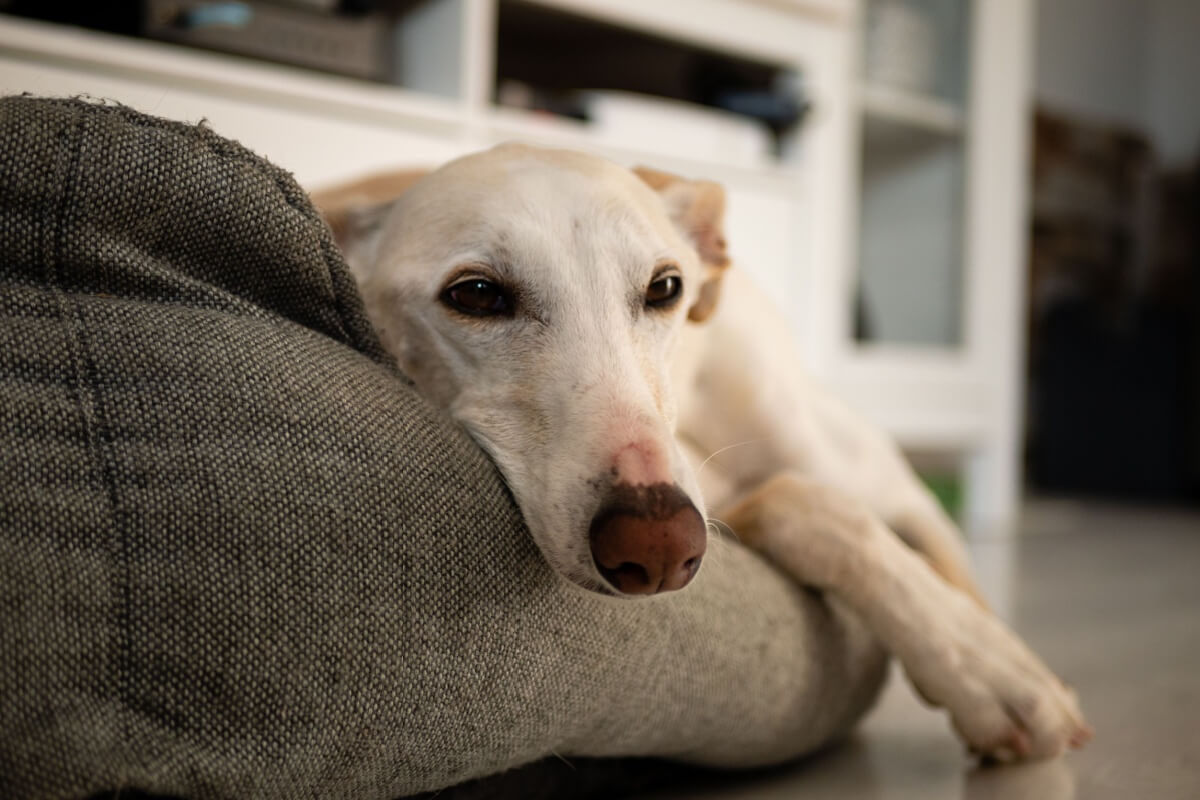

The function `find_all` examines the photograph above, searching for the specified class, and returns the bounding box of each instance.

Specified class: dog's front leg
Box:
[720,473,1092,762]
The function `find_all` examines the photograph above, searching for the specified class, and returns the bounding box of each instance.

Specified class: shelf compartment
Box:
[512,0,838,65]
[860,81,963,136]
[494,0,809,167]
[855,113,967,347]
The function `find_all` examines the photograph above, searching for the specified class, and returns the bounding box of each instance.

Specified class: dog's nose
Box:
[589,484,707,595]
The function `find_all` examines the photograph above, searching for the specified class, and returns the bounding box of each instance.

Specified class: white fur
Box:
[354,145,707,593]
[341,142,1091,760]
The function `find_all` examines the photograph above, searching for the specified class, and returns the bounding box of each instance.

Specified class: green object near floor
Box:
[921,473,963,522]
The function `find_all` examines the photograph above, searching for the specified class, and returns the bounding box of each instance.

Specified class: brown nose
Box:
[589,484,707,595]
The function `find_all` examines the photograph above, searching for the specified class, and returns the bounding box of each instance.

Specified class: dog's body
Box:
[315,143,1090,762]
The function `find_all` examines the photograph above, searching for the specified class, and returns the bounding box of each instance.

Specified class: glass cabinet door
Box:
[854,0,972,347]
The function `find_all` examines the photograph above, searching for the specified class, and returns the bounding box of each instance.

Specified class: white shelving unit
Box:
[837,0,1035,529]
[0,0,1034,530]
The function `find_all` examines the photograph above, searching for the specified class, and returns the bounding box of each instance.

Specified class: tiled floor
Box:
[636,500,1200,799]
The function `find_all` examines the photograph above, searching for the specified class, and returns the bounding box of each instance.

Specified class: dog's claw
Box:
[1069,724,1094,750]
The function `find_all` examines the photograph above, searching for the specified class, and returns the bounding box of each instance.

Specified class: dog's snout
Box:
[612,440,671,486]
[589,483,707,595]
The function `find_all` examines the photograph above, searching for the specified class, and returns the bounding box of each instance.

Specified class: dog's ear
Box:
[633,166,730,323]
[310,169,430,275]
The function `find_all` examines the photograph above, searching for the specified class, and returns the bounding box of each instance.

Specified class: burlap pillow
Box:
[0,96,886,800]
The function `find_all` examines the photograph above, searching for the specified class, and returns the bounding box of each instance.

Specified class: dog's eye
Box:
[440,278,515,317]
[645,274,682,309]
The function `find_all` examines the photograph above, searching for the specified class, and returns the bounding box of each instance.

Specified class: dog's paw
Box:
[903,595,1093,762]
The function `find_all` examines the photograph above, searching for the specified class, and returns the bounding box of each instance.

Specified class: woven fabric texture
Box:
[0,96,886,800]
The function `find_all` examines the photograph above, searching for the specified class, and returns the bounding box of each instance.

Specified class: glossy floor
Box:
[636,500,1200,799]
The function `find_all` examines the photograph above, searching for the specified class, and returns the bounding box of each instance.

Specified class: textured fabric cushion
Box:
[0,96,886,800]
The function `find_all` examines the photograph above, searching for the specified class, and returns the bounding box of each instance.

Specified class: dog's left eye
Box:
[440,278,515,317]
[645,274,682,309]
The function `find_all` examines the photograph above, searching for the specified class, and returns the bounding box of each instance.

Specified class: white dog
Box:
[314,143,1091,762]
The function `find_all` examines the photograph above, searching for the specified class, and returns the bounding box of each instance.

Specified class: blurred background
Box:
[1,0,1197,528]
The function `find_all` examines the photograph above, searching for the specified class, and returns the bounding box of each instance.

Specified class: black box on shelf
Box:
[142,0,392,80]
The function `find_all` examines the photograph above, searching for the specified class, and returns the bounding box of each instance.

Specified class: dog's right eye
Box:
[440,278,515,317]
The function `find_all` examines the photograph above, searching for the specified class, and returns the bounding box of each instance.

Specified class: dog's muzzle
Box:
[588,483,706,595]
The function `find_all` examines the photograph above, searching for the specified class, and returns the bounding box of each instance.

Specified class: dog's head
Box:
[331,143,729,596]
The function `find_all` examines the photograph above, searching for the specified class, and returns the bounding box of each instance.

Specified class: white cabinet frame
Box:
[818,0,1034,531]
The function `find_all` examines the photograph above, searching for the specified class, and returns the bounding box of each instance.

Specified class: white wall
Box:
[1034,0,1148,129]
[1032,0,1200,167]
[1035,0,1200,166]
[1144,0,1200,165]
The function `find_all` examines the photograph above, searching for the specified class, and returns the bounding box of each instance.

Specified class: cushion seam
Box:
[47,105,136,773]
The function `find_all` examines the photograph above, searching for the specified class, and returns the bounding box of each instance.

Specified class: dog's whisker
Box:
[698,438,766,476]
[706,516,740,542]
[550,750,576,770]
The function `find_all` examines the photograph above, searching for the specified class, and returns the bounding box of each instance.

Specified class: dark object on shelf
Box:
[697,61,810,137]
[142,0,393,80]
[495,0,809,155]
[1,0,143,35]
[712,86,809,134]
[2,0,427,81]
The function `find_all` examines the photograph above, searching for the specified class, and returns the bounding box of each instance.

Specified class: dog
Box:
[312,143,1092,762]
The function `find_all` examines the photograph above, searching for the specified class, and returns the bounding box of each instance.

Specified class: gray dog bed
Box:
[0,96,886,799]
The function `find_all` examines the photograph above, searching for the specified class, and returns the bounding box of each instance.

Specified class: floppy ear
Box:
[633,166,730,323]
[309,168,430,276]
